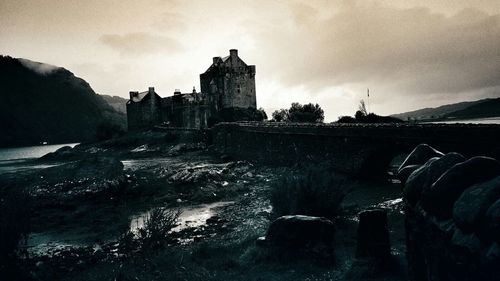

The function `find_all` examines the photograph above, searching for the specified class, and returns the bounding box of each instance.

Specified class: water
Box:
[427,117,500,124]
[0,143,79,161]
[130,201,234,234]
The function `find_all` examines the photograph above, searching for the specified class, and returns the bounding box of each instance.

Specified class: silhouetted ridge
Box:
[0,56,125,147]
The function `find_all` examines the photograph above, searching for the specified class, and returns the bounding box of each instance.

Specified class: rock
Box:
[263,215,335,259]
[255,236,267,247]
[421,153,466,193]
[40,145,77,160]
[356,209,391,259]
[404,157,439,206]
[482,199,500,242]
[398,144,444,173]
[453,176,500,232]
[421,156,500,219]
[397,164,421,184]
[404,153,466,207]
[451,228,481,254]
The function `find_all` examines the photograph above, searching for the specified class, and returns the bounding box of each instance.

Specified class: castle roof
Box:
[131,91,149,102]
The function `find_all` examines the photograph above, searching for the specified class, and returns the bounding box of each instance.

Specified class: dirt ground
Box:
[2,143,408,280]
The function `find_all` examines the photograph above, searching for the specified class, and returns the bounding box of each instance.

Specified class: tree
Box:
[337,116,356,123]
[288,102,324,123]
[358,99,368,116]
[256,107,268,121]
[272,109,289,122]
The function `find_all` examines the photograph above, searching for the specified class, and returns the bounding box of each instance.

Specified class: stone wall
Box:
[211,122,500,176]
[400,146,500,281]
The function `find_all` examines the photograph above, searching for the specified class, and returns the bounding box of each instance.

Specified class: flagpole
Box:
[367,88,370,114]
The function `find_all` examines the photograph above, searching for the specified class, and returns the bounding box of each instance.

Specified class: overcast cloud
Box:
[1,0,499,120]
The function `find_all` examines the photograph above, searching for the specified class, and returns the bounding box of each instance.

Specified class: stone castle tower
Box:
[200,49,256,111]
[127,49,256,130]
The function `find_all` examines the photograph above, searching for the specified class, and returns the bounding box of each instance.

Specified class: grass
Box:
[270,165,350,219]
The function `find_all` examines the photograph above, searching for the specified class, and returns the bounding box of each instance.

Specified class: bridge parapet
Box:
[212,122,500,176]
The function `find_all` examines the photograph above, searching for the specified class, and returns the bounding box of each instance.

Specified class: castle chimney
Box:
[148,87,155,93]
[229,49,238,60]
[213,57,221,64]
[129,91,138,100]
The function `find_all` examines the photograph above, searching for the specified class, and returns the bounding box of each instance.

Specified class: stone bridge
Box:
[211,122,500,178]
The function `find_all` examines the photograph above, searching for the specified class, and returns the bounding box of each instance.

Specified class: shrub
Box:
[270,166,350,219]
[119,207,180,254]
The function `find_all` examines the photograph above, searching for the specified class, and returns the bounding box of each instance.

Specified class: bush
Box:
[119,207,180,254]
[270,166,350,219]
[0,184,32,265]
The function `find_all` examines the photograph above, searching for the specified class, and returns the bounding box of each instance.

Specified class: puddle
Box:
[374,197,404,214]
[129,201,234,234]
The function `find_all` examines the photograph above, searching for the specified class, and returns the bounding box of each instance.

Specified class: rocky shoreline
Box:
[1,130,410,280]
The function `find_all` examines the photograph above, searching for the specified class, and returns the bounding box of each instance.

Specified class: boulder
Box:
[451,228,481,255]
[261,215,335,259]
[397,164,421,184]
[404,153,466,207]
[356,209,391,259]
[398,144,443,173]
[453,176,500,232]
[421,156,500,219]
[40,145,77,161]
[482,199,500,243]
[421,153,466,193]
[404,157,439,206]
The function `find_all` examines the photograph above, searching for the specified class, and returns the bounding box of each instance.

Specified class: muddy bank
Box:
[1,131,409,281]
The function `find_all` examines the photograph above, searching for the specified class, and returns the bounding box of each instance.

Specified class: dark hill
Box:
[391,100,486,120]
[443,98,500,119]
[0,56,125,147]
[100,95,127,114]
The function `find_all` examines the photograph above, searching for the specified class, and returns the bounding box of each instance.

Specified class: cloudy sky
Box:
[1,0,499,121]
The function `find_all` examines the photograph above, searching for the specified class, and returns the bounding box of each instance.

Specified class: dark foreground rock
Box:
[356,209,391,260]
[404,152,465,206]
[403,144,500,281]
[258,215,335,261]
[453,176,500,232]
[398,143,444,173]
[421,156,500,218]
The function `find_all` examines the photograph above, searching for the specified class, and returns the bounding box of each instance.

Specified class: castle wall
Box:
[222,68,256,109]
[200,50,256,110]
[126,93,162,131]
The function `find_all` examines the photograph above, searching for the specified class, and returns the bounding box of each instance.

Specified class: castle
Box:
[126,49,256,130]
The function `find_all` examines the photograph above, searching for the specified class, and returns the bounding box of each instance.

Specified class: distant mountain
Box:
[391,98,499,121]
[100,95,127,114]
[443,98,500,119]
[0,56,126,147]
